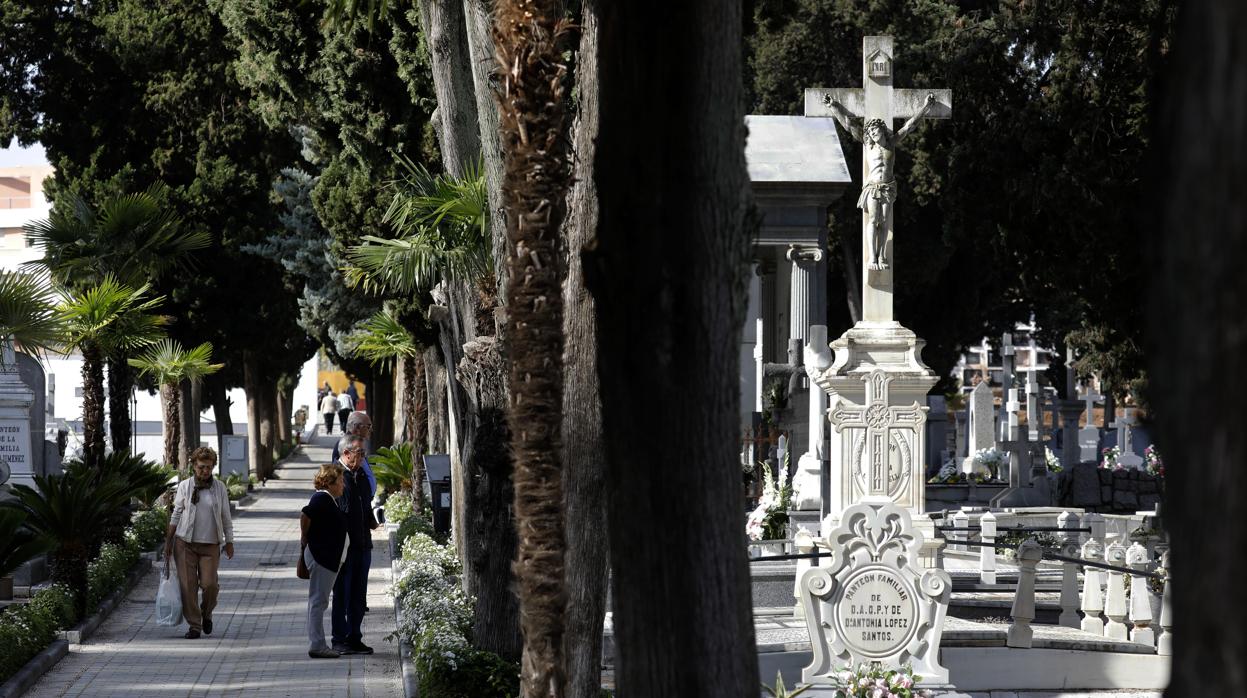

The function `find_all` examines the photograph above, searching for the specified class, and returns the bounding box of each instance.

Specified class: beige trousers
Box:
[175,538,221,632]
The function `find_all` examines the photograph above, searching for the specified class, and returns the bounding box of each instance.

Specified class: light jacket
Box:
[170,477,235,545]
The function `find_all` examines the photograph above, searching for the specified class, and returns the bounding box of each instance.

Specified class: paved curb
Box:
[388,527,419,698]
[0,639,68,698]
[58,558,155,645]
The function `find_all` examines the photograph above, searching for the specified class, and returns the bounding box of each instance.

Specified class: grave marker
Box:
[1079,385,1104,461]
[1113,409,1143,469]
[799,499,951,687]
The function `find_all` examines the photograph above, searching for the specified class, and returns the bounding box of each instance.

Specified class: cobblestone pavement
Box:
[25,432,402,698]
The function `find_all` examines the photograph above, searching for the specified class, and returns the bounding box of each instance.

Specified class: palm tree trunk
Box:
[81,344,106,470]
[369,364,396,449]
[561,4,609,694]
[161,382,183,473]
[590,0,759,692]
[494,0,573,693]
[410,354,428,513]
[179,379,196,470]
[107,356,134,455]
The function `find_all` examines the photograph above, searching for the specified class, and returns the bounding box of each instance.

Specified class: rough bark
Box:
[410,354,429,512]
[161,382,182,473]
[178,379,196,470]
[243,353,270,480]
[418,0,481,177]
[424,345,447,452]
[205,374,233,436]
[1148,1,1246,695]
[275,381,293,449]
[463,0,509,275]
[560,3,609,696]
[258,381,277,478]
[81,344,106,470]
[589,0,759,692]
[106,356,133,455]
[369,364,396,449]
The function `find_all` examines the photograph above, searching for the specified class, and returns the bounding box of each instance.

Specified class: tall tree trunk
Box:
[495,0,574,691]
[81,344,106,469]
[369,364,396,449]
[589,0,759,692]
[410,354,429,512]
[424,346,446,452]
[206,374,233,436]
[178,379,196,471]
[243,352,266,480]
[1149,1,1245,695]
[464,0,509,274]
[417,0,480,176]
[162,382,183,474]
[561,3,609,696]
[276,380,293,449]
[259,381,277,477]
[107,356,133,455]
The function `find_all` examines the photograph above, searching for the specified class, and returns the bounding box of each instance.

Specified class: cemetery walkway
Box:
[24,433,403,698]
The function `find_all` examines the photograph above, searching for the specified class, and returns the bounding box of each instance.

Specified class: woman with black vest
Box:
[301,464,349,658]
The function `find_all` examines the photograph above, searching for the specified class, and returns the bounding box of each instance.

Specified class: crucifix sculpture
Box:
[805,36,951,324]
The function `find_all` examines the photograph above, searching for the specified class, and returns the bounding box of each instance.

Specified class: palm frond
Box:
[348,310,420,366]
[128,338,222,384]
[57,277,167,355]
[0,269,65,356]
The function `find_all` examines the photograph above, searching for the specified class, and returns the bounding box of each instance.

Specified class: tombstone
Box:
[925,395,947,475]
[1113,408,1144,469]
[798,499,951,689]
[1078,385,1103,461]
[0,342,37,489]
[961,381,994,474]
[991,388,1050,507]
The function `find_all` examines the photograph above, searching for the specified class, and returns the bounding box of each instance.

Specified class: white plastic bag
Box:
[155,568,184,627]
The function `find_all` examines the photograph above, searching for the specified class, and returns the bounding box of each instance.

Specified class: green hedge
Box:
[0,583,76,683]
[392,532,518,697]
[0,506,166,685]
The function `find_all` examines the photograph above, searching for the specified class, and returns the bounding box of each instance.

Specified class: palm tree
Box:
[0,509,51,581]
[57,278,167,469]
[349,308,427,509]
[25,185,210,453]
[128,339,222,472]
[346,160,491,295]
[0,269,65,359]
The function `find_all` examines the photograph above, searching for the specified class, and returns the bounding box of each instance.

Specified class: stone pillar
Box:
[1058,400,1085,471]
[1025,370,1041,442]
[1058,511,1082,628]
[785,245,823,345]
[979,511,997,585]
[794,326,831,511]
[1104,541,1129,640]
[1127,542,1155,646]
[1080,536,1106,635]
[1007,540,1043,648]
[1157,552,1173,655]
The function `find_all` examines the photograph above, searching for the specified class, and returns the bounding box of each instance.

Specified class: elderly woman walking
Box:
[164,447,235,639]
[301,464,349,658]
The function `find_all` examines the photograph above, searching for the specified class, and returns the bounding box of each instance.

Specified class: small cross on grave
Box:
[1112,408,1143,469]
[805,36,951,324]
[828,370,923,499]
[996,389,1045,487]
[1078,385,1104,461]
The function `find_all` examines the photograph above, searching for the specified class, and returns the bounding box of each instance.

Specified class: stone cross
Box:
[998,333,1017,441]
[971,337,991,383]
[1024,369,1042,442]
[805,36,951,324]
[1078,385,1104,461]
[828,370,923,496]
[1112,408,1143,469]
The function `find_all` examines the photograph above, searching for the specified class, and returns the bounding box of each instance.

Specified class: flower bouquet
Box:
[1100,446,1122,470]
[1144,444,1164,478]
[830,663,929,698]
[746,451,795,541]
[972,447,1006,481]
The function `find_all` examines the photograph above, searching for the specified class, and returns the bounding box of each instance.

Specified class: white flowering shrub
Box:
[391,531,518,696]
[385,491,415,526]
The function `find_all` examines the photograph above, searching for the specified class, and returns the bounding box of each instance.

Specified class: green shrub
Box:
[385,491,415,525]
[392,531,518,697]
[127,508,170,552]
[395,511,440,550]
[86,540,140,608]
[0,583,79,684]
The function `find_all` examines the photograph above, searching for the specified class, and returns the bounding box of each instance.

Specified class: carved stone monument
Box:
[805,36,950,525]
[799,499,952,688]
[0,338,35,488]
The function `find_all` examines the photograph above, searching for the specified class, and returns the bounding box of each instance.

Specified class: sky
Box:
[0,141,49,167]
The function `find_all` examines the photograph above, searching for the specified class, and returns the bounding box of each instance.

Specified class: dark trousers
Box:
[337,409,350,433]
[331,546,368,645]
[323,412,335,433]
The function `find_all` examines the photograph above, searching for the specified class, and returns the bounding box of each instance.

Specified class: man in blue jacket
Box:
[330,435,378,655]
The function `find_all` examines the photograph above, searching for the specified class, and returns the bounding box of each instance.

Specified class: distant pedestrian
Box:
[302,464,349,659]
[346,380,359,404]
[331,434,378,655]
[336,390,354,434]
[165,447,234,639]
[320,390,338,434]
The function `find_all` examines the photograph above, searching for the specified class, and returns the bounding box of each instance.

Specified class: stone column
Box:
[1058,400,1085,470]
[794,325,831,511]
[785,245,823,345]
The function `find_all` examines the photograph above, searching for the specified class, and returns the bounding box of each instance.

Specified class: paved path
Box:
[26,433,402,698]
